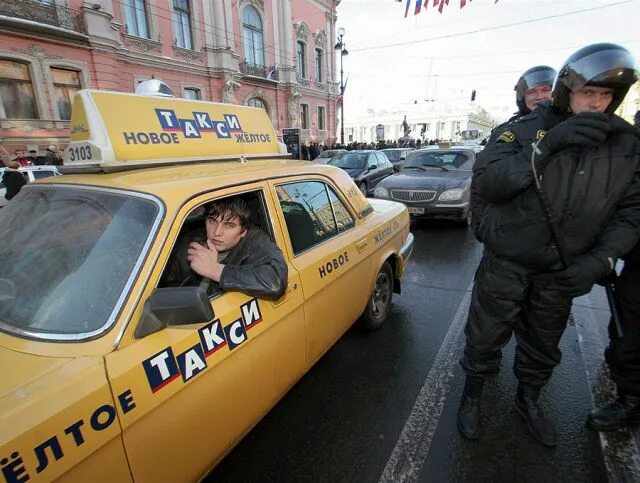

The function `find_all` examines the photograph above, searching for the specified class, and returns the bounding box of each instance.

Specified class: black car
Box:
[373,148,476,225]
[379,148,413,172]
[328,150,394,196]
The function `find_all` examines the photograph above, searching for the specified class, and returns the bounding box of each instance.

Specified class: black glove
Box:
[555,253,613,297]
[538,112,610,157]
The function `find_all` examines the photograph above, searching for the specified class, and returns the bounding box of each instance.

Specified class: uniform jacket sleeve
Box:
[591,152,640,262]
[219,229,288,300]
[473,129,539,204]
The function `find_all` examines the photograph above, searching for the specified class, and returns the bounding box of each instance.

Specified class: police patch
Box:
[497,131,515,143]
[537,130,546,139]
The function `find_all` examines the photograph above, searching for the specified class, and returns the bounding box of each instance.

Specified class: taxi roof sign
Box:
[64,90,287,172]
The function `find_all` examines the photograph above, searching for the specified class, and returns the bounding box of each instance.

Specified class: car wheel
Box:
[358,182,368,197]
[360,262,393,331]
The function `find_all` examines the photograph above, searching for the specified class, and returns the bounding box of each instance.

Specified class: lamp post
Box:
[334,27,348,146]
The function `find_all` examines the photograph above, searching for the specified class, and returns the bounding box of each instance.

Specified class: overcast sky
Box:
[335,0,640,121]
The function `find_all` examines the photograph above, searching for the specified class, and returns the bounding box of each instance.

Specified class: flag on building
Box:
[266,64,278,80]
[402,0,498,16]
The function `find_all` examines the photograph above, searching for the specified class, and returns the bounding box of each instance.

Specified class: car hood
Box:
[379,171,471,190]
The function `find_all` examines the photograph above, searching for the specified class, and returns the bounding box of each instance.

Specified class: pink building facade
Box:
[0,0,341,159]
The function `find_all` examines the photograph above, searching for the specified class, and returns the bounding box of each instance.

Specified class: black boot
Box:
[587,394,640,432]
[515,385,558,447]
[457,377,484,440]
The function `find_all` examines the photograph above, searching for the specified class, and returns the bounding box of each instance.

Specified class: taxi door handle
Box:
[272,282,297,308]
[356,238,368,253]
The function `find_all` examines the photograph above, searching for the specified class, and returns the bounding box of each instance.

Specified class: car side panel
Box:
[105,186,307,482]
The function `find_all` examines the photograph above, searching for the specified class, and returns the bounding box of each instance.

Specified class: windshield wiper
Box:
[421,164,449,171]
[402,166,428,171]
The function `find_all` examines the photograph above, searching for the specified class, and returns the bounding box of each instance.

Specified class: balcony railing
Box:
[240,61,279,81]
[0,0,85,34]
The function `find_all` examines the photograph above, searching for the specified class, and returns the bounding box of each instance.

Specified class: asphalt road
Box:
[207,221,639,482]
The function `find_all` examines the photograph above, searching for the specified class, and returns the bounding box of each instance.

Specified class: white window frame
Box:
[300,103,309,130]
[43,60,89,121]
[317,105,325,131]
[172,0,193,50]
[0,52,47,120]
[242,5,265,67]
[182,84,204,100]
[297,41,306,79]
[314,48,323,83]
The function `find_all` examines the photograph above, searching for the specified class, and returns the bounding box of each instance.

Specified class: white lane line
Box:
[573,291,640,482]
[379,283,473,483]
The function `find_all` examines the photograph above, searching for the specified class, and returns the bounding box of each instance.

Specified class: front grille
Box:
[390,190,437,203]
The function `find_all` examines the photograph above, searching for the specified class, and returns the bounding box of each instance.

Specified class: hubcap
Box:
[370,272,391,318]
[359,183,367,196]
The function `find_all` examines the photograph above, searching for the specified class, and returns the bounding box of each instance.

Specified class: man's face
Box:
[569,86,614,114]
[524,85,552,112]
[206,213,247,252]
[15,150,24,158]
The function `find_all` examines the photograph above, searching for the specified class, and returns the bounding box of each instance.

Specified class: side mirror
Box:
[368,164,378,170]
[135,286,214,339]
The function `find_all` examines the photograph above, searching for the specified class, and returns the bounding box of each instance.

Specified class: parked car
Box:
[0,165,61,207]
[328,150,394,196]
[0,89,414,483]
[379,148,413,172]
[373,148,476,226]
[312,148,347,164]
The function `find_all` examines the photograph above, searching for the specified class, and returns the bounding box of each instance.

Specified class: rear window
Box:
[403,151,473,171]
[328,153,367,169]
[32,170,57,180]
[0,187,160,340]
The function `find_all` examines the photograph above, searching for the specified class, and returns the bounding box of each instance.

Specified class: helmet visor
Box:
[560,47,638,91]
[520,69,556,91]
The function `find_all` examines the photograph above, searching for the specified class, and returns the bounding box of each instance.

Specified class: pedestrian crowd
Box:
[462,42,640,447]
[1,144,63,201]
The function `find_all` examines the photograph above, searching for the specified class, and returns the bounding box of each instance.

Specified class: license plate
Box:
[407,207,425,215]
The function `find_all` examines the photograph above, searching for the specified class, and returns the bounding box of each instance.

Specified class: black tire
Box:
[358,182,368,197]
[360,262,394,331]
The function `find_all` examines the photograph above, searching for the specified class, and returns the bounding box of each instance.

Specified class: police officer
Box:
[472,66,556,240]
[458,43,640,446]
[587,243,640,430]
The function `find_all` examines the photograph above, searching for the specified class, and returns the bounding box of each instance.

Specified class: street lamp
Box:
[335,27,348,146]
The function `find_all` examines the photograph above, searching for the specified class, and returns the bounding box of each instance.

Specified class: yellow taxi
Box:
[0,88,414,482]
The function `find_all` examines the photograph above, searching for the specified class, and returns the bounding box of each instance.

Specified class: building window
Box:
[301,104,309,129]
[317,106,325,131]
[247,97,266,110]
[124,0,149,38]
[314,48,323,83]
[242,6,264,67]
[173,0,192,50]
[296,42,306,78]
[51,67,81,120]
[183,87,201,100]
[0,59,38,120]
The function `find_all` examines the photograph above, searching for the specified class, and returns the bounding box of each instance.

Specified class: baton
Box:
[530,144,624,338]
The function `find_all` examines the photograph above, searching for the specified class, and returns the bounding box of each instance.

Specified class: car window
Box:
[367,155,377,168]
[158,190,273,296]
[382,150,401,162]
[376,153,391,168]
[328,153,366,169]
[0,187,160,338]
[327,186,355,232]
[32,171,56,180]
[276,181,341,255]
[403,151,473,171]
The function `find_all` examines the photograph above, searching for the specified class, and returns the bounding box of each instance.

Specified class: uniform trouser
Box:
[460,253,573,388]
[604,263,640,397]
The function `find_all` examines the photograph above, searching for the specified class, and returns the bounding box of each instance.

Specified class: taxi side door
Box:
[269,176,373,366]
[104,183,306,482]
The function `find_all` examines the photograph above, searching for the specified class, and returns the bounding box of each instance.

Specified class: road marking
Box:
[573,290,640,482]
[379,283,473,483]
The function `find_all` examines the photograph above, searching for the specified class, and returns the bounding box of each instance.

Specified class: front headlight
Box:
[374,186,389,198]
[438,188,464,201]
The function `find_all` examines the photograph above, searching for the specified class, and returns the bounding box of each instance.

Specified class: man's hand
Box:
[555,253,612,297]
[187,240,225,282]
[540,112,610,155]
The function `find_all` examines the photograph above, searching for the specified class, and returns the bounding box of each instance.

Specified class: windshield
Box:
[328,153,367,169]
[0,187,160,339]
[382,150,402,162]
[402,151,473,171]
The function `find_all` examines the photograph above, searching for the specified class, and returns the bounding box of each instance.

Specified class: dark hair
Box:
[206,197,251,229]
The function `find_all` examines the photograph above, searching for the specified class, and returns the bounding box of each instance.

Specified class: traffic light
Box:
[471,89,476,102]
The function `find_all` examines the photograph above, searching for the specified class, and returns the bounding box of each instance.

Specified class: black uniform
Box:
[462,104,640,387]
[605,242,640,397]
[2,169,27,200]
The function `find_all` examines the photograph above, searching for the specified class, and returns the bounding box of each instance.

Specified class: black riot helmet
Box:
[514,65,557,114]
[552,43,638,114]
